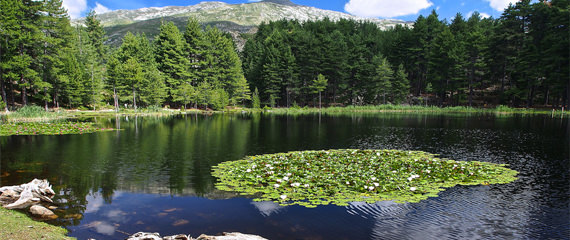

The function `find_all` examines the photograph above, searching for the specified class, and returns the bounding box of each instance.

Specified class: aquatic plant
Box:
[0,122,113,136]
[212,149,518,207]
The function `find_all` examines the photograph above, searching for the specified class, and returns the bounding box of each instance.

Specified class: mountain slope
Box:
[81,1,410,47]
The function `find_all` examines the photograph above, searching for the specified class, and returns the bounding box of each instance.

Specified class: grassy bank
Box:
[0,207,74,240]
[2,104,568,122]
[251,105,570,116]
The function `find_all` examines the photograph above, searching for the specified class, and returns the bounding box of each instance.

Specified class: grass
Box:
[2,104,567,122]
[212,149,518,207]
[0,207,74,240]
[255,104,570,115]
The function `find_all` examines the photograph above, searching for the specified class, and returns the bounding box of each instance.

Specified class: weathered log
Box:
[194,233,268,240]
[126,232,267,240]
[0,179,55,209]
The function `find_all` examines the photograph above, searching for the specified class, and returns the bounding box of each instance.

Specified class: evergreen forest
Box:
[0,0,568,111]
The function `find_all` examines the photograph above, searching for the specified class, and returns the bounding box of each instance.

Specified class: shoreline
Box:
[1,105,567,122]
[0,207,74,239]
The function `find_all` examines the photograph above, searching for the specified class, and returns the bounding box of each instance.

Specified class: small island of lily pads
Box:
[0,122,114,136]
[212,149,518,207]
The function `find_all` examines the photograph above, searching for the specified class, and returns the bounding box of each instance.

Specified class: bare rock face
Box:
[29,205,58,219]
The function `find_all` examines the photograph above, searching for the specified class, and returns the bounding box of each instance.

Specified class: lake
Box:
[1,113,568,239]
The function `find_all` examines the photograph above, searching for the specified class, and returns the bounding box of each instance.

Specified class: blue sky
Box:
[63,0,521,21]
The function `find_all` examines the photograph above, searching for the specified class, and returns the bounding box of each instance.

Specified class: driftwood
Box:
[0,179,55,209]
[126,232,268,240]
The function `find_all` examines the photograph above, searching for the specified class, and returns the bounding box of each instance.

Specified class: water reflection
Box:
[0,113,568,239]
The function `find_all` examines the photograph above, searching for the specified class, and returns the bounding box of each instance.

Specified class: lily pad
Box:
[0,122,113,136]
[212,149,518,207]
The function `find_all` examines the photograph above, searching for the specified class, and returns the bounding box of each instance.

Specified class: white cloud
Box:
[485,0,519,11]
[62,0,87,19]
[467,11,491,19]
[248,0,262,2]
[345,0,433,18]
[94,2,111,14]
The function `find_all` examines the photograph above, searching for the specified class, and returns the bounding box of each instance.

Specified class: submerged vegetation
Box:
[0,122,113,136]
[212,149,518,207]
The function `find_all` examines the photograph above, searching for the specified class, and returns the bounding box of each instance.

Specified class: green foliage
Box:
[210,88,230,110]
[252,87,261,109]
[212,149,518,207]
[10,105,53,119]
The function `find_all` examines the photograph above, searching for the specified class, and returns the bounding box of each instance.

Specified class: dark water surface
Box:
[1,113,568,239]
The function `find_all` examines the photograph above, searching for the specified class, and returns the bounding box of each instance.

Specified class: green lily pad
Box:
[212,149,518,207]
[0,122,114,136]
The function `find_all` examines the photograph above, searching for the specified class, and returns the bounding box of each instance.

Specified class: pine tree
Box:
[310,74,328,109]
[154,21,190,104]
[392,64,410,104]
[84,10,107,61]
[371,56,393,104]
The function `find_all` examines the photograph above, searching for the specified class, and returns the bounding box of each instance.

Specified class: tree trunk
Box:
[566,85,570,109]
[44,87,48,111]
[319,92,322,109]
[113,85,119,112]
[544,86,550,106]
[0,38,7,112]
[133,87,137,111]
[9,80,15,106]
[0,72,8,112]
[21,74,27,106]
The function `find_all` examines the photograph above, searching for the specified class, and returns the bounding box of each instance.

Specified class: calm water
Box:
[1,113,568,240]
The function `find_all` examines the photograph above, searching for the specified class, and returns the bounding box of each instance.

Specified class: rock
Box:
[195,232,268,240]
[127,232,162,240]
[30,205,58,219]
[163,234,190,240]
[0,179,55,209]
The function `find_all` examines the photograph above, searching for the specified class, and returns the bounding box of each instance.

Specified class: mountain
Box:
[78,1,411,47]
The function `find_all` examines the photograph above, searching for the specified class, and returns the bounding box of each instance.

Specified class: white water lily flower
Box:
[252,164,256,169]
[371,177,377,181]
[274,184,280,188]
[377,152,381,156]
[407,177,413,181]
[373,182,379,187]
[246,169,252,173]
[291,182,301,187]
[256,175,261,178]
[280,195,287,200]
[392,170,397,173]
[346,181,350,185]
[286,173,292,177]
[269,167,274,170]
[265,164,271,168]
[410,187,417,191]
[304,184,310,188]
[283,176,289,181]
[369,186,374,191]
[426,170,431,174]
[276,179,282,183]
